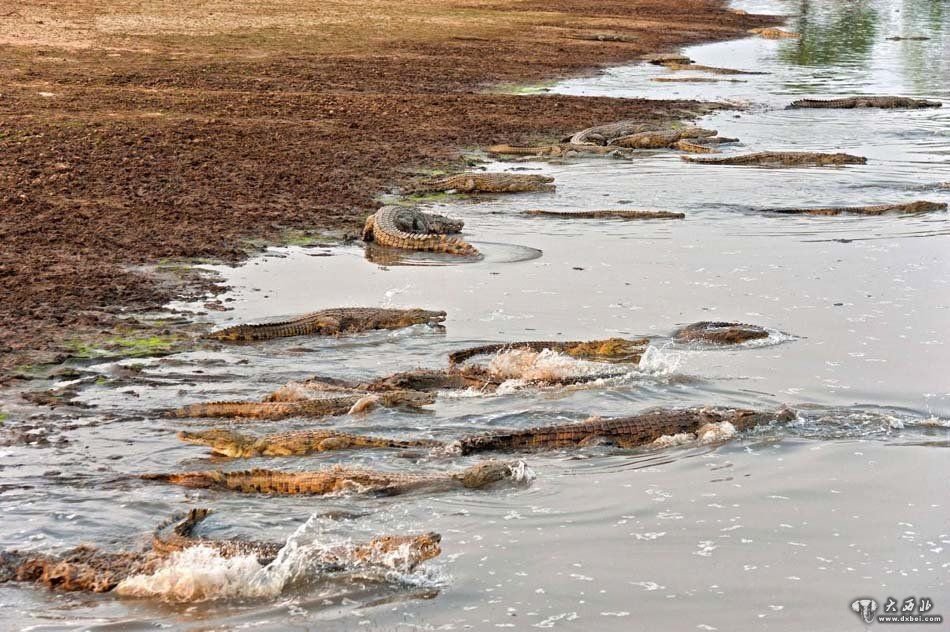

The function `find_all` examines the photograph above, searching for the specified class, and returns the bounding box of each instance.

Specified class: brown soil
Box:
[0,0,776,375]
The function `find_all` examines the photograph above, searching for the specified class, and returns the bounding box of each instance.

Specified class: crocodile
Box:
[178,428,441,457]
[142,460,528,496]
[171,389,435,421]
[673,321,770,345]
[643,53,694,65]
[206,307,446,342]
[608,127,717,149]
[651,77,747,83]
[886,36,930,41]
[571,32,638,43]
[672,139,718,154]
[765,200,947,216]
[362,206,478,257]
[748,27,799,39]
[523,209,685,220]
[568,120,658,146]
[450,407,795,454]
[486,144,635,159]
[788,96,941,109]
[683,151,866,167]
[0,509,441,593]
[412,173,555,194]
[448,337,649,366]
[658,62,769,75]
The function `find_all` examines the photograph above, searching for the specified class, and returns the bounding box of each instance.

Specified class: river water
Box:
[1,0,948,630]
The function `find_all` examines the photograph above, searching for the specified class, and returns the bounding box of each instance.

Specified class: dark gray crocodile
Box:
[362,206,479,256]
[788,96,941,109]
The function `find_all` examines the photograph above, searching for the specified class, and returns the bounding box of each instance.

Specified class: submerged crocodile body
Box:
[523,209,685,220]
[683,151,866,167]
[206,307,446,343]
[172,389,435,421]
[413,173,555,194]
[0,509,441,593]
[362,206,479,256]
[658,62,768,75]
[451,407,795,454]
[748,27,799,39]
[765,200,947,216]
[788,96,941,109]
[143,460,527,496]
[608,127,717,149]
[673,321,770,345]
[178,428,441,457]
[448,338,649,366]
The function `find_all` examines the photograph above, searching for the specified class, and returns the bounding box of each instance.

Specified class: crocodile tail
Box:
[152,508,213,544]
[141,471,223,489]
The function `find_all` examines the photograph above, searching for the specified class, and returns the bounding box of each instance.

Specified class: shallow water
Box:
[2,0,950,629]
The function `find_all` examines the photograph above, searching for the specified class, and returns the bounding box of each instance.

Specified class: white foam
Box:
[487,349,615,382]
[637,345,683,376]
[653,432,697,448]
[697,421,738,444]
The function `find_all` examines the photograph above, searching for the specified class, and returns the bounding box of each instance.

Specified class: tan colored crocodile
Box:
[749,27,799,39]
[178,428,441,457]
[142,460,527,496]
[171,389,435,421]
[788,96,941,109]
[571,32,638,43]
[609,127,717,149]
[683,151,866,167]
[486,143,635,159]
[450,407,795,454]
[448,337,649,366]
[651,77,747,83]
[413,172,555,193]
[206,307,446,342]
[643,53,694,65]
[362,206,479,257]
[523,209,685,220]
[673,321,770,345]
[765,200,947,216]
[0,508,441,593]
[672,139,718,154]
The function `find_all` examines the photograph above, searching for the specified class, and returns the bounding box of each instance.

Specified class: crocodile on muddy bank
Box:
[764,200,947,216]
[411,172,554,194]
[523,210,685,220]
[0,508,442,593]
[673,321,771,345]
[788,96,941,109]
[448,337,649,366]
[748,27,799,39]
[486,143,636,160]
[450,407,796,454]
[206,307,446,342]
[143,460,529,496]
[362,206,479,257]
[178,428,441,457]
[683,151,867,167]
[171,389,435,421]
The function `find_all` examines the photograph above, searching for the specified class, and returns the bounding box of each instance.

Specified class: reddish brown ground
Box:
[0,0,776,374]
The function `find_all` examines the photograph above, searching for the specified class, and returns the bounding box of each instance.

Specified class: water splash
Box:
[488,349,627,384]
[637,345,684,376]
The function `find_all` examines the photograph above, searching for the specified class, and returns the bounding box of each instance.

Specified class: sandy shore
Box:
[0,0,776,375]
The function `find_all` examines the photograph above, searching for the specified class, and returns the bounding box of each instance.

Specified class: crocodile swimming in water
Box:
[412,172,554,194]
[788,96,941,109]
[523,210,685,220]
[142,460,528,496]
[178,428,441,457]
[450,407,796,454]
[0,508,442,593]
[683,151,866,167]
[448,338,649,366]
[764,200,947,216]
[362,206,479,257]
[171,389,435,421]
[673,321,771,345]
[748,27,799,39]
[206,307,446,342]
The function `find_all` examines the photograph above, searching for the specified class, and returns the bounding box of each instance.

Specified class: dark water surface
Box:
[1,0,948,629]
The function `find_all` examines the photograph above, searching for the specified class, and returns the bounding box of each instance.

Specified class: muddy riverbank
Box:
[0,0,776,375]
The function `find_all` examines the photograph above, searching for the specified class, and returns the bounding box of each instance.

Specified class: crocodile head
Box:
[455,460,533,488]
[377,389,438,409]
[718,407,796,431]
[398,309,447,328]
[364,532,442,571]
[567,337,649,362]
[177,429,258,457]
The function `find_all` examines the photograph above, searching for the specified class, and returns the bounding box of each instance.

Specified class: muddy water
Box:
[3,0,950,630]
